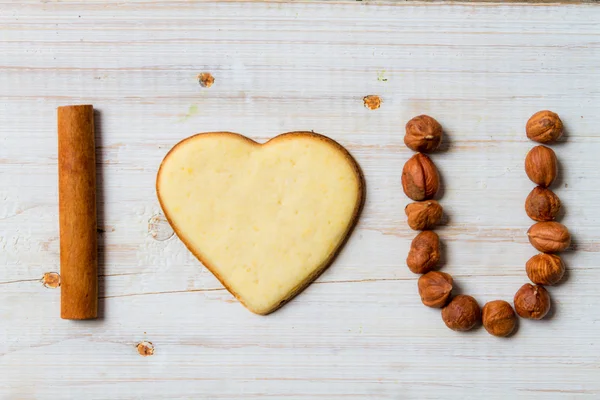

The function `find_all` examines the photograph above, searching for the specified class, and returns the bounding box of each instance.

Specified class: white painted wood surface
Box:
[1,1,600,399]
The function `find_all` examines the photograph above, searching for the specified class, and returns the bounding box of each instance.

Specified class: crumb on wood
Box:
[41,272,61,288]
[197,72,215,88]
[137,341,154,357]
[179,104,200,122]
[363,95,381,110]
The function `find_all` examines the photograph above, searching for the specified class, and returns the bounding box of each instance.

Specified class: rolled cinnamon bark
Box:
[58,105,98,319]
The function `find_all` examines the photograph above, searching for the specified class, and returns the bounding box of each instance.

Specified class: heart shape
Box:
[156,132,364,314]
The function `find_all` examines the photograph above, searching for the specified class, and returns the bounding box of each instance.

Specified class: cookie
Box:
[157,131,364,314]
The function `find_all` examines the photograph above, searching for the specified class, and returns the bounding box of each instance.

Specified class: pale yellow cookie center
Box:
[158,133,362,314]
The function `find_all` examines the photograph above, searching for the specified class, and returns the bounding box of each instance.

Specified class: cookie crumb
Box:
[363,95,381,110]
[198,72,214,88]
[137,341,154,356]
[148,214,174,241]
[42,272,61,288]
[376,70,388,82]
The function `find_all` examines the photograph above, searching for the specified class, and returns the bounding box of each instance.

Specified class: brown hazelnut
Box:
[482,300,517,337]
[524,145,557,188]
[526,110,563,143]
[401,153,439,201]
[525,186,561,222]
[442,295,481,331]
[514,283,551,320]
[526,253,565,285]
[406,231,440,274]
[527,221,571,253]
[418,271,453,308]
[404,115,443,152]
[405,200,443,231]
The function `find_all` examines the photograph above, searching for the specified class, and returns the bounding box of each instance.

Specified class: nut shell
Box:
[406,231,440,274]
[442,295,481,332]
[404,115,443,153]
[527,221,571,253]
[418,271,453,308]
[525,145,557,188]
[526,110,563,143]
[401,153,439,201]
[514,283,551,320]
[405,200,443,231]
[526,253,565,285]
[525,186,561,222]
[482,300,517,337]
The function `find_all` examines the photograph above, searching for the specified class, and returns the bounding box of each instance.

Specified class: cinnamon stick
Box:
[58,105,98,319]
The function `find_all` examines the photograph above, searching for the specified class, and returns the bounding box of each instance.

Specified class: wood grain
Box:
[1,1,600,399]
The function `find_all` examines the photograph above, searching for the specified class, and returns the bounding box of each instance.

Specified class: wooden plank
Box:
[1,1,599,399]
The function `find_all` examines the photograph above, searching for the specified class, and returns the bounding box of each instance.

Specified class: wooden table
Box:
[1,1,599,398]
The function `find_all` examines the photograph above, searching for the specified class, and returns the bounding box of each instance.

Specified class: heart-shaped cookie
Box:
[157,132,364,314]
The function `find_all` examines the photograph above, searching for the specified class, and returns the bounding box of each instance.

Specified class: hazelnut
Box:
[404,115,443,152]
[526,253,565,285]
[514,283,551,320]
[418,271,453,308]
[526,110,563,143]
[525,186,561,222]
[482,300,517,337]
[524,145,557,188]
[401,153,440,201]
[527,221,571,253]
[442,295,481,331]
[406,231,440,274]
[405,200,443,231]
